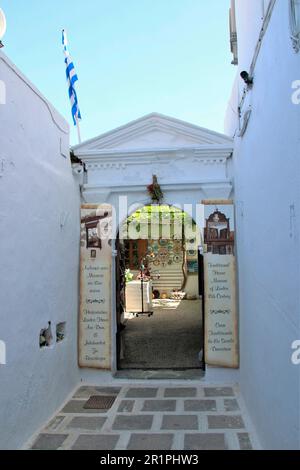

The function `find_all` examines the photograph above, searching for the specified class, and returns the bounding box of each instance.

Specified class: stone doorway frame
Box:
[113,204,206,373]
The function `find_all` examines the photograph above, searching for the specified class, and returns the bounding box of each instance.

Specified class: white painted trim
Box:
[83,180,233,193]
[81,181,233,203]
[83,157,231,172]
[75,145,233,160]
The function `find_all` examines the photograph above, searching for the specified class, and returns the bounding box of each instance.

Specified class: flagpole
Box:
[75,115,82,144]
[62,29,82,145]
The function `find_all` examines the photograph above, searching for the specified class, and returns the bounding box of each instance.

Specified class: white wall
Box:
[225,0,300,449]
[234,0,268,71]
[0,52,81,449]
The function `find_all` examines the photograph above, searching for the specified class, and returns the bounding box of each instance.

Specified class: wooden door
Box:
[115,237,126,369]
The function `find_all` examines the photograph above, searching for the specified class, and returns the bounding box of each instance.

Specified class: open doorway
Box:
[116,205,205,371]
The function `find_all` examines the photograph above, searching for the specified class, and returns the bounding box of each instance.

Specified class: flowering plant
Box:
[125,269,134,283]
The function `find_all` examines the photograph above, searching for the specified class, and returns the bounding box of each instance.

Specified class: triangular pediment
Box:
[73,113,233,154]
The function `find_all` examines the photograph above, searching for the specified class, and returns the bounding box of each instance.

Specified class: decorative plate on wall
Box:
[153,259,160,266]
[173,254,183,264]
[159,254,169,264]
[152,244,159,254]
[159,239,168,246]
[188,250,197,257]
[173,244,182,254]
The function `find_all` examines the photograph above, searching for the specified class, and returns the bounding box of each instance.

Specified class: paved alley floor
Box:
[28,385,256,450]
[120,299,203,369]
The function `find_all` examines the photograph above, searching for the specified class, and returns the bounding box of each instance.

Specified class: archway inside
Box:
[116,205,205,372]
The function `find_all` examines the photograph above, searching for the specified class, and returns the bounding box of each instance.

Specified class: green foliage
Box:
[125,269,134,283]
[126,205,190,224]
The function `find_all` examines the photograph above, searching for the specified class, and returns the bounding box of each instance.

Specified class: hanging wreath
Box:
[147,175,164,203]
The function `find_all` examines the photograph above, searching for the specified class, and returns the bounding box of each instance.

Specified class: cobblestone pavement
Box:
[27,385,256,450]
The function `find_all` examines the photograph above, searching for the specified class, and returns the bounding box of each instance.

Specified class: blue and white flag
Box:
[62,29,82,126]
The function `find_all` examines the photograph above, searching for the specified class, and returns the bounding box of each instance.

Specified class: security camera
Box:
[240,71,253,86]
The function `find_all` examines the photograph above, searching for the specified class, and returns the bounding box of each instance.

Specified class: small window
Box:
[290,0,300,52]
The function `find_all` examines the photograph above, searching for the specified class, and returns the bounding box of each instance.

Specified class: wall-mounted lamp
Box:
[240,71,253,86]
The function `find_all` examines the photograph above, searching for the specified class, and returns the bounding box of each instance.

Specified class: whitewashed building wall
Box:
[0,52,81,449]
[225,0,300,450]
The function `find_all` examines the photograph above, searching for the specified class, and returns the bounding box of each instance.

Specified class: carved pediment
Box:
[73,113,233,154]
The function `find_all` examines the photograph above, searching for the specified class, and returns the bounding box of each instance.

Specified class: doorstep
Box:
[114,369,205,380]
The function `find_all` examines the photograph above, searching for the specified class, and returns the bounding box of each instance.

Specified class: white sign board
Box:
[203,202,239,368]
[79,205,112,369]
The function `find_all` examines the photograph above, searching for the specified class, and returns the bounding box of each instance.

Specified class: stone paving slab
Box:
[238,433,253,450]
[127,433,174,450]
[164,387,197,397]
[208,415,245,429]
[224,398,240,412]
[185,433,227,450]
[28,384,258,451]
[45,416,66,431]
[161,415,198,430]
[118,400,135,413]
[112,415,153,430]
[125,387,158,398]
[184,399,217,412]
[204,387,234,397]
[142,400,176,412]
[66,417,107,431]
[72,434,120,450]
[31,434,68,450]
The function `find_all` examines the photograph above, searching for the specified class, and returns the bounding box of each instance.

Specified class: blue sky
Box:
[1,0,236,144]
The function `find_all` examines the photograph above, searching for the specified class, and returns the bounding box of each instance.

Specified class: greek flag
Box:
[62,29,81,125]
